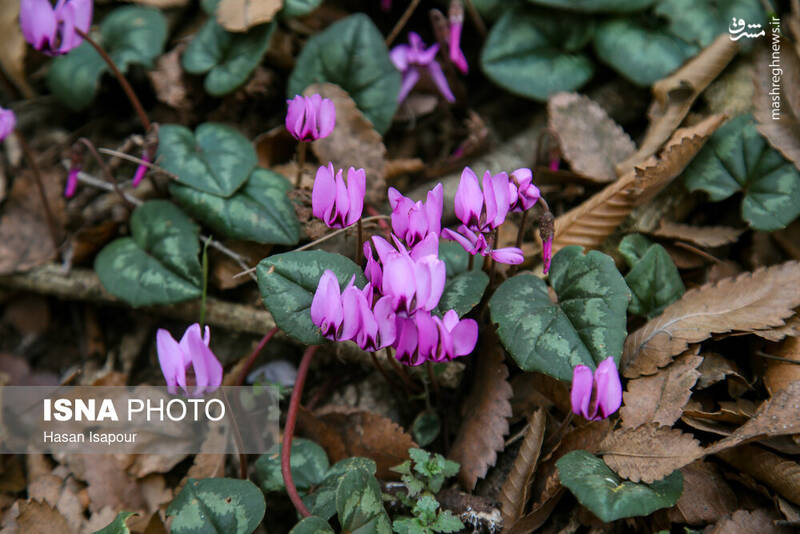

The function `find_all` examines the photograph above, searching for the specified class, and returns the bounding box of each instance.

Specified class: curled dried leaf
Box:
[549,114,725,256]
[499,409,546,527]
[599,425,703,484]
[622,261,800,378]
[617,35,738,175]
[651,220,744,248]
[448,336,513,490]
[716,445,800,507]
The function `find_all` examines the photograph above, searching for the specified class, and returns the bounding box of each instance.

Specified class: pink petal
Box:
[311,163,336,224]
[542,237,553,274]
[570,365,594,420]
[450,317,477,357]
[390,44,411,71]
[20,0,56,51]
[310,270,343,339]
[490,247,524,265]
[454,167,482,227]
[156,328,187,394]
[339,286,363,342]
[424,183,443,236]
[344,167,365,226]
[426,60,455,103]
[415,311,438,360]
[595,357,622,419]
[317,97,336,139]
[285,95,306,140]
[184,325,223,395]
[373,296,397,349]
[397,68,420,103]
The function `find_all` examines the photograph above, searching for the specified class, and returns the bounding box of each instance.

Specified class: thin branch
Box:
[77,138,134,209]
[385,0,422,46]
[17,132,61,251]
[97,147,178,179]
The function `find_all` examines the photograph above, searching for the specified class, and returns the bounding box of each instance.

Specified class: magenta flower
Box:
[454,167,510,232]
[542,235,553,274]
[442,224,524,265]
[388,183,443,247]
[20,0,92,56]
[539,210,555,274]
[0,107,15,141]
[394,310,477,366]
[508,168,540,212]
[448,2,468,73]
[132,150,151,188]
[286,94,335,142]
[65,166,80,197]
[310,270,345,340]
[570,357,622,421]
[156,323,223,396]
[391,32,455,104]
[374,234,446,315]
[312,163,365,229]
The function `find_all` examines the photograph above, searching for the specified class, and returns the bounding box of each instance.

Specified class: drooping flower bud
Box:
[570,357,622,421]
[156,323,223,396]
[285,94,335,142]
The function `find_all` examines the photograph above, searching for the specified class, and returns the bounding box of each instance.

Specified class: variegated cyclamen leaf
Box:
[170,168,300,245]
[489,246,630,381]
[158,123,257,197]
[683,114,800,231]
[93,511,137,534]
[436,270,489,317]
[254,438,329,494]
[619,234,685,318]
[167,478,266,534]
[556,450,683,523]
[94,200,202,307]
[311,457,378,520]
[289,516,335,534]
[336,466,392,534]
[256,251,367,345]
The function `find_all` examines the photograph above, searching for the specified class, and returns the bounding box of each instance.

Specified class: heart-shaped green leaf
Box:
[489,246,630,381]
[182,19,275,96]
[282,0,323,18]
[311,457,378,520]
[158,123,258,197]
[593,18,698,86]
[289,517,335,534]
[527,0,655,11]
[411,410,441,447]
[556,450,683,522]
[655,0,765,48]
[619,234,684,318]
[170,168,300,245]
[436,270,488,317]
[481,7,595,101]
[257,251,367,345]
[167,478,266,534]
[93,512,137,534]
[683,114,800,231]
[336,466,392,534]
[255,438,330,493]
[95,200,202,307]
[287,14,401,134]
[48,6,167,110]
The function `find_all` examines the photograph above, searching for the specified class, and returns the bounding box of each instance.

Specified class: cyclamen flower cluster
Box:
[20,0,92,56]
[313,232,477,366]
[442,167,536,267]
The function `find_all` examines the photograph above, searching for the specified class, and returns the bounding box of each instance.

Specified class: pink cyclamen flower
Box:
[448,1,468,73]
[539,210,555,274]
[570,357,622,421]
[454,167,510,232]
[156,323,223,396]
[65,166,79,197]
[312,163,365,228]
[132,150,151,188]
[508,168,540,212]
[390,32,455,103]
[0,107,15,141]
[442,224,524,265]
[388,183,443,247]
[542,236,553,274]
[20,0,92,56]
[285,94,335,142]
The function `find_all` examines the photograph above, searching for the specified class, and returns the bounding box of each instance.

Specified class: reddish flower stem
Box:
[75,29,151,133]
[282,345,318,518]
[235,327,279,386]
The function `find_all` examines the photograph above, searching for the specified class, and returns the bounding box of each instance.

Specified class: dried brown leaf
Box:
[66,455,146,514]
[0,168,64,275]
[448,337,512,490]
[547,92,635,182]
[298,407,416,479]
[696,352,745,390]
[617,35,738,175]
[306,83,387,206]
[499,409,546,527]
[620,350,702,429]
[549,114,724,255]
[621,261,800,378]
[148,45,192,113]
[754,315,800,342]
[707,381,800,454]
[753,42,800,167]
[717,445,800,507]
[709,509,793,534]
[599,425,703,483]
[669,460,738,526]
[216,0,282,32]
[764,337,800,395]
[651,220,744,248]
[14,500,71,533]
